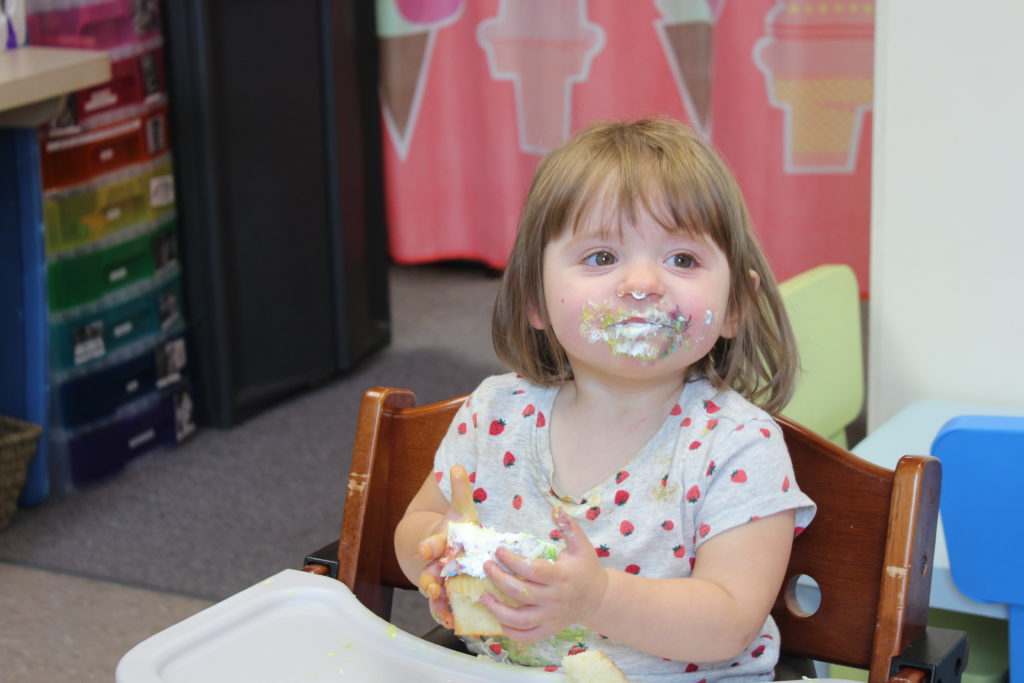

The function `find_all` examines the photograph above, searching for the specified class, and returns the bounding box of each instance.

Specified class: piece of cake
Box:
[441,521,558,636]
[561,649,631,682]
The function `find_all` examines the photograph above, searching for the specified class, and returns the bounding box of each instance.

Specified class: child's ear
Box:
[720,269,761,339]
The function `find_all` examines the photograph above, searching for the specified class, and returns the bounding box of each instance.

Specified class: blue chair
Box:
[933,416,1024,683]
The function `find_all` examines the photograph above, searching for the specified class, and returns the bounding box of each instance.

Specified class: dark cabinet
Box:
[161,0,390,426]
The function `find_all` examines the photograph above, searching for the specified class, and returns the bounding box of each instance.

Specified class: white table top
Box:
[0,46,110,124]
[851,400,1022,620]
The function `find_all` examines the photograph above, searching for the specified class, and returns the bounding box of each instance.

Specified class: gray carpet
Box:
[0,265,504,608]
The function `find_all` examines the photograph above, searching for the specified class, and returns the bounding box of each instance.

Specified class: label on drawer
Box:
[125,379,140,394]
[150,175,175,208]
[113,321,134,338]
[84,88,119,113]
[174,389,196,441]
[155,338,187,389]
[128,428,156,450]
[73,321,106,365]
[159,289,181,330]
[109,266,129,283]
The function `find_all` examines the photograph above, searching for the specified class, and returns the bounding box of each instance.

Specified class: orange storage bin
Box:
[41,107,170,191]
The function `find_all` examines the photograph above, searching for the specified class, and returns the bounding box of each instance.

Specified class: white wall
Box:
[869,1,1024,428]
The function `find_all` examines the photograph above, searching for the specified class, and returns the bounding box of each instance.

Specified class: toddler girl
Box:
[394,118,816,681]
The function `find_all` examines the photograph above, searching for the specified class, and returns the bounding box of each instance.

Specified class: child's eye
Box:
[667,253,696,269]
[583,251,617,267]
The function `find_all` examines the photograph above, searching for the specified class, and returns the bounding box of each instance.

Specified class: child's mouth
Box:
[579,302,694,364]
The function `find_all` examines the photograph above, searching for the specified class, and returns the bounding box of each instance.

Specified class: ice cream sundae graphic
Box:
[753,1,875,173]
[477,0,605,154]
[653,0,726,137]
[377,0,464,159]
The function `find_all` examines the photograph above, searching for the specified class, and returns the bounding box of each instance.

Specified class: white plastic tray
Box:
[117,568,857,682]
[116,568,554,682]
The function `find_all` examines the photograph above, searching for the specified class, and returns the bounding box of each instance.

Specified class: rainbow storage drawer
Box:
[56,335,187,430]
[50,273,184,373]
[27,0,162,50]
[62,386,195,488]
[70,46,166,123]
[40,106,169,192]
[46,220,177,313]
[42,156,174,253]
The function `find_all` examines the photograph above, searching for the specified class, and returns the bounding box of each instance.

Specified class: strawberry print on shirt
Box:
[433,373,816,682]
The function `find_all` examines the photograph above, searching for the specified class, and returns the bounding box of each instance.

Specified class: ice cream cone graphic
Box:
[654,0,724,137]
[377,0,464,159]
[753,1,874,173]
[478,0,605,154]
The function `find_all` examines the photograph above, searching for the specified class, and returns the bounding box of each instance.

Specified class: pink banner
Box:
[378,0,873,295]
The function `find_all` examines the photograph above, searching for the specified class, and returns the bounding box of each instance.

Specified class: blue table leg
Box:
[0,127,51,506]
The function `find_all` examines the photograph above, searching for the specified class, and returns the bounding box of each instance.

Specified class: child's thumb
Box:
[449,465,479,524]
[551,506,591,555]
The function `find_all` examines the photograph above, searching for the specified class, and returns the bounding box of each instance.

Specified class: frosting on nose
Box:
[618,290,649,300]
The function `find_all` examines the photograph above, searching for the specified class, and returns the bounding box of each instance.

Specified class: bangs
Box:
[562,151,727,248]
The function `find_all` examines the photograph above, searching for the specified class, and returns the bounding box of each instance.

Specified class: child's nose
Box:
[616,263,665,302]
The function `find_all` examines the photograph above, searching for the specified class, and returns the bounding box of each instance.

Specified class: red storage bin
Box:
[41,106,169,191]
[75,47,165,122]
[27,0,161,50]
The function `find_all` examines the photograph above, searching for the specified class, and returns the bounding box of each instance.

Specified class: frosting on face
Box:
[579,300,704,364]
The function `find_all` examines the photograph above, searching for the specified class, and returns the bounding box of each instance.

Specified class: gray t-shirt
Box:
[435,373,816,682]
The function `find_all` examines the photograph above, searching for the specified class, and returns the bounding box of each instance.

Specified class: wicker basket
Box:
[0,415,42,529]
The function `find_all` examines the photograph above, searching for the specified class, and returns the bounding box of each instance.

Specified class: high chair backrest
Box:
[336,387,943,683]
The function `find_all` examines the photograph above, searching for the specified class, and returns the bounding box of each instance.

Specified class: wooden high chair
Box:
[304,387,968,683]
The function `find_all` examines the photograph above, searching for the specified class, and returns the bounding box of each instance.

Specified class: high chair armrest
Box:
[889,626,969,683]
[302,540,340,579]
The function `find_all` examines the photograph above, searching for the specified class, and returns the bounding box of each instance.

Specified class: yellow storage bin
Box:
[43,156,175,254]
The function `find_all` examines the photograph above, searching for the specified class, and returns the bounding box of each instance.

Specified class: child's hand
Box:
[479,507,608,643]
[415,464,478,628]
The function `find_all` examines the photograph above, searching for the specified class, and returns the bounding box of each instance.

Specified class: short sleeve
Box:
[689,417,816,551]
[433,393,481,503]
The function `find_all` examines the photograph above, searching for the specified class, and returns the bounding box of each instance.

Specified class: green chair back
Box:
[779,264,864,447]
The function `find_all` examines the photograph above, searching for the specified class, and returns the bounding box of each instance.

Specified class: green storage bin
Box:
[830,608,1008,683]
[46,222,177,313]
[43,156,175,254]
[50,274,184,372]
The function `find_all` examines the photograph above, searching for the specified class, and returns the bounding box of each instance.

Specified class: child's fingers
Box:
[552,505,592,556]
[492,548,555,585]
[448,465,478,524]
[416,531,448,562]
[431,607,454,630]
[418,569,442,600]
[478,595,546,642]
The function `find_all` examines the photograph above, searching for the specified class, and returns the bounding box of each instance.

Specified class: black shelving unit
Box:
[160,0,390,427]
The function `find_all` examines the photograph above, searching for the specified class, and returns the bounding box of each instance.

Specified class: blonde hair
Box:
[492,118,797,414]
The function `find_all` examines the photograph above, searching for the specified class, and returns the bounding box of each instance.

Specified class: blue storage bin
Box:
[63,386,195,489]
[56,335,187,430]
[50,274,184,372]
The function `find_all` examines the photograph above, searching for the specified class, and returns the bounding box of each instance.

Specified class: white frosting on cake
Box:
[442,522,558,578]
